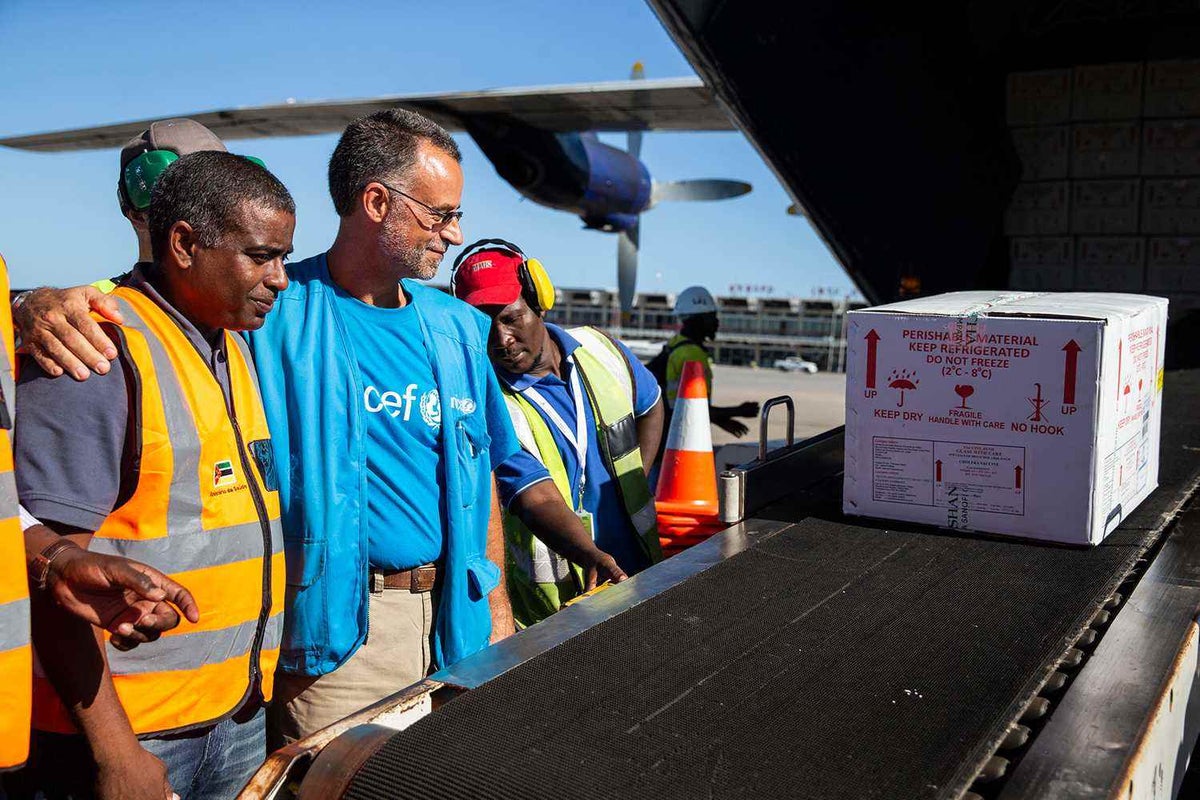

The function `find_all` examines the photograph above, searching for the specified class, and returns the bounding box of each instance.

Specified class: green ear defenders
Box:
[119,151,267,212]
[451,238,556,314]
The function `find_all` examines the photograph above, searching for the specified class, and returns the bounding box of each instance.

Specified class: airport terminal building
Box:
[542,287,864,371]
[434,284,862,371]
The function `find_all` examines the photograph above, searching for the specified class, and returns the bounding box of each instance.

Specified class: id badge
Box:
[576,509,594,538]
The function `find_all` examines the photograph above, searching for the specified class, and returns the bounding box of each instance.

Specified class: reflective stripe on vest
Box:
[0,257,31,770]
[32,287,284,737]
[569,327,659,552]
[501,326,661,627]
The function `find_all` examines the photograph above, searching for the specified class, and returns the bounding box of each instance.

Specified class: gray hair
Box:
[327,108,462,217]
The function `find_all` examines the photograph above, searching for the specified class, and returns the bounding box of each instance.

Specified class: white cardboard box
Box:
[1141,120,1200,176]
[1072,63,1144,120]
[1007,70,1072,126]
[1148,237,1200,292]
[1142,179,1200,234]
[1070,121,1141,178]
[844,292,1168,545]
[1009,237,1075,290]
[1071,179,1140,234]
[1012,126,1070,180]
[1145,61,1200,118]
[1006,181,1071,235]
[1076,237,1146,291]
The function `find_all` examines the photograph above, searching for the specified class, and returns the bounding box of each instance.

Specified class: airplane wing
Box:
[0,77,734,152]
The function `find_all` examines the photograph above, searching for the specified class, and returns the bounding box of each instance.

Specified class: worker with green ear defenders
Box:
[117,119,231,214]
[118,119,265,212]
[122,148,267,211]
[104,120,260,286]
[9,119,261,358]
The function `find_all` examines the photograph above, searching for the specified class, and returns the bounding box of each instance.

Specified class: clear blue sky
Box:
[0,0,855,299]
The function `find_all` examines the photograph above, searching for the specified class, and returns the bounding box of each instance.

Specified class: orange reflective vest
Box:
[0,256,31,769]
[32,286,285,736]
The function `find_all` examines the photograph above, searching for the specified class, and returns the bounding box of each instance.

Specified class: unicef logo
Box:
[420,390,441,429]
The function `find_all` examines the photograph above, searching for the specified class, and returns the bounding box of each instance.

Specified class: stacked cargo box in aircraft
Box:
[1006,61,1200,297]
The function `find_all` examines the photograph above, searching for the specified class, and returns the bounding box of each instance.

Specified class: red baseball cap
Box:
[453,248,525,307]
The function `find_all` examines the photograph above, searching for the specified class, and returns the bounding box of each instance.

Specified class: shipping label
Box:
[872,437,1026,522]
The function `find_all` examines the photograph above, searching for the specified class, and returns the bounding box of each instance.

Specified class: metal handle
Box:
[759,395,795,461]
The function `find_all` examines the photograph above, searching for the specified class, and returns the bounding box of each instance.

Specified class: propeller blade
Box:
[650,179,752,206]
[627,61,645,159]
[627,130,643,160]
[618,222,640,312]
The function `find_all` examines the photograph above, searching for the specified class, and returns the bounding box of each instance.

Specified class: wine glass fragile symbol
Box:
[955,384,974,409]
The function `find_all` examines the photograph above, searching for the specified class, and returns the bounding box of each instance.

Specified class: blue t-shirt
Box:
[334,286,452,570]
[495,325,661,576]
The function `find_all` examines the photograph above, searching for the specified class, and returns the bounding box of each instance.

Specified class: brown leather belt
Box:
[370,564,438,593]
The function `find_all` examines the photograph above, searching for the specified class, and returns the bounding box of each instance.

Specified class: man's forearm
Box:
[636,399,664,468]
[29,534,141,761]
[23,520,62,568]
[486,481,514,638]
[511,480,603,564]
[711,405,752,421]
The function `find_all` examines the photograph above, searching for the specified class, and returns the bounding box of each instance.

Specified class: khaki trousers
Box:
[267,586,435,751]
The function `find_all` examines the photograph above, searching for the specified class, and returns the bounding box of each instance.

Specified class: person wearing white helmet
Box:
[648,286,760,473]
[673,285,719,318]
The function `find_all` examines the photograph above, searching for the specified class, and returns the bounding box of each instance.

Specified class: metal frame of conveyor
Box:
[240,418,1200,800]
[718,394,844,524]
[993,479,1200,800]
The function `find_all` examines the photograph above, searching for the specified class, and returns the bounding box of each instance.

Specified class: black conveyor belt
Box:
[344,372,1200,800]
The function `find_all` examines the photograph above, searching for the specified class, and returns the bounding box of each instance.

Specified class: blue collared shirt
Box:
[495,324,661,575]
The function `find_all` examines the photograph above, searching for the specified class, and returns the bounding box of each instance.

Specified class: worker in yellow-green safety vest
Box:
[451,239,664,628]
[648,285,761,479]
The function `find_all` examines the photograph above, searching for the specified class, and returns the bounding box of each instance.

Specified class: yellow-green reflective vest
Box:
[664,333,712,408]
[502,326,662,628]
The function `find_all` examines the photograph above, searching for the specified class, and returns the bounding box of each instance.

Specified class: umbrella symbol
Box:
[887,369,919,407]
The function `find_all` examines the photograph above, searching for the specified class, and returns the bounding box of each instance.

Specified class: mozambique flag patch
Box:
[213,459,237,488]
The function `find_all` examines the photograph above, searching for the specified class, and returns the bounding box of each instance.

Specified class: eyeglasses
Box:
[377,181,464,231]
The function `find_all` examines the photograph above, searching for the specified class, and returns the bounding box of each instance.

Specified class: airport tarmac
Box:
[705,364,846,469]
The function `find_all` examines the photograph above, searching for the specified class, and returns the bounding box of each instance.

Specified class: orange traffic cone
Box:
[655,360,725,556]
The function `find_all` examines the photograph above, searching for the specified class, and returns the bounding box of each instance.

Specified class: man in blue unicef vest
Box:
[247,110,526,747]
